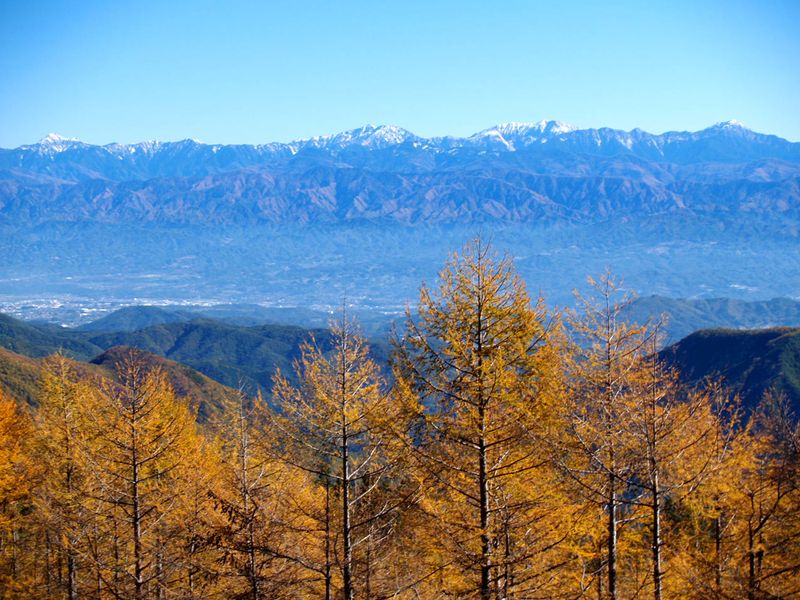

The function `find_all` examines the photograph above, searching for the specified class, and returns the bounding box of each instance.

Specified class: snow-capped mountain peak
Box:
[471,120,579,150]
[708,119,751,133]
[24,133,84,154]
[39,132,80,144]
[302,124,418,150]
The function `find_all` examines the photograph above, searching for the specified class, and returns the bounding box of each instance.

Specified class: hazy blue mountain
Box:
[3,122,798,187]
[72,296,800,351]
[2,122,798,227]
[624,296,800,343]
[77,305,200,332]
[2,121,799,316]
[78,304,397,335]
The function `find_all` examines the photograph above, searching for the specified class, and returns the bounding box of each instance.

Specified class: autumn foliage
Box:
[0,240,798,599]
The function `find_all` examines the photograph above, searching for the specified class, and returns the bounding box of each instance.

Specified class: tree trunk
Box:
[503,520,511,599]
[340,326,354,600]
[365,473,372,600]
[608,470,617,600]
[714,513,722,596]
[342,432,353,600]
[325,479,331,600]
[325,476,331,600]
[748,518,756,600]
[476,291,492,600]
[67,547,78,600]
[132,429,144,600]
[342,421,353,600]
[651,471,662,600]
[479,402,491,600]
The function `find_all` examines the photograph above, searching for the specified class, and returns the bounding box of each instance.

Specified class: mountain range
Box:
[2,121,799,226]
[661,327,800,412]
[1,120,798,316]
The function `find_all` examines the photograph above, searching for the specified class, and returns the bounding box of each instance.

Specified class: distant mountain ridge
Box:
[2,309,798,417]
[9,120,799,169]
[624,296,800,343]
[1,120,798,228]
[2,119,799,314]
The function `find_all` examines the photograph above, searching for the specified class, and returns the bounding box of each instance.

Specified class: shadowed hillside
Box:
[660,327,800,412]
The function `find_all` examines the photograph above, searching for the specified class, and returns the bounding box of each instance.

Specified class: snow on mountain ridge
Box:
[25,133,84,154]
[300,124,419,150]
[471,120,580,150]
[8,121,789,159]
[39,133,80,144]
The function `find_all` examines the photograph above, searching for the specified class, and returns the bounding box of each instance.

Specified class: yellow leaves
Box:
[0,392,31,526]
[0,392,35,594]
[394,238,580,597]
[0,246,798,597]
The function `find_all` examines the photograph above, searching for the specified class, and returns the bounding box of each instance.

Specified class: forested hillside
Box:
[0,242,797,599]
[661,327,800,411]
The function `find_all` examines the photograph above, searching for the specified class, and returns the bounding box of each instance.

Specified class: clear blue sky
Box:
[1,0,798,147]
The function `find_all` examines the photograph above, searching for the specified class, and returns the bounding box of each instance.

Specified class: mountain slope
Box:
[77,306,199,332]
[0,346,42,406]
[89,346,235,421]
[0,342,237,421]
[0,313,102,360]
[660,327,800,412]
[1,121,798,227]
[624,296,800,342]
[86,319,335,391]
[2,121,799,314]
[0,311,390,393]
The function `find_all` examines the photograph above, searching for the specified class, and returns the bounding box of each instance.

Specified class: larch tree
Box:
[0,391,35,597]
[209,387,320,599]
[392,239,572,599]
[85,350,194,599]
[271,314,413,600]
[732,391,800,599]
[169,422,226,599]
[30,355,100,599]
[557,273,651,600]
[626,334,733,600]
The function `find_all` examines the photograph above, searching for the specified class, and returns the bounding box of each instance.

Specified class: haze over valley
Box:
[2,120,799,330]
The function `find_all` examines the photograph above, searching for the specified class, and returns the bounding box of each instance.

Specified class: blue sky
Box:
[1,0,798,146]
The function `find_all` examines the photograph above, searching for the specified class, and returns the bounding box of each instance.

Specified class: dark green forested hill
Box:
[660,327,800,412]
[0,313,102,360]
[2,309,798,414]
[0,312,390,394]
[85,319,336,391]
[89,346,236,421]
[0,346,42,406]
[76,305,199,332]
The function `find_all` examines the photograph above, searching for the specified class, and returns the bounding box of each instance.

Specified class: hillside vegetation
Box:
[661,327,800,410]
[1,242,797,599]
